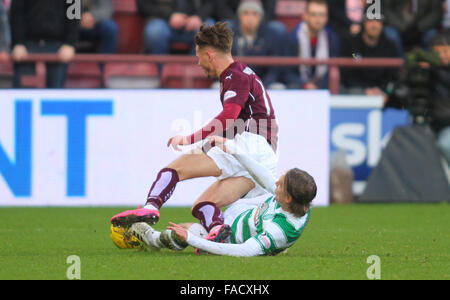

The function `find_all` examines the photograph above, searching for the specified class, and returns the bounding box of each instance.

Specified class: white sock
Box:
[147,230,163,249]
[144,204,159,211]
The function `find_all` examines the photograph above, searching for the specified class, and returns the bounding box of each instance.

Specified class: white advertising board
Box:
[0,89,330,207]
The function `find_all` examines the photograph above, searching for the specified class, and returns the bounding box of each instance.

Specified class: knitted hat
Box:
[237,0,264,17]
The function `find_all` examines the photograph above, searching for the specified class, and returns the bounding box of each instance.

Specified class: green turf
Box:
[0,204,449,280]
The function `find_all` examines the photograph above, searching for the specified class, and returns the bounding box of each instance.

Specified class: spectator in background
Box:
[79,0,119,54]
[340,11,400,98]
[0,0,10,62]
[137,0,213,55]
[231,0,284,88]
[443,0,450,30]
[10,0,80,88]
[429,31,450,164]
[283,0,339,89]
[214,0,287,44]
[327,0,366,43]
[382,0,443,54]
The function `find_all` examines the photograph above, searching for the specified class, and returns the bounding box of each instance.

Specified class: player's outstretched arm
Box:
[168,222,264,257]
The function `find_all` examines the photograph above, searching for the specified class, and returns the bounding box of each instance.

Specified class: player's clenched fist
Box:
[167,135,190,151]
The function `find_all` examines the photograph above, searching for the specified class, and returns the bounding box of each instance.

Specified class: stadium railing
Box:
[1,54,404,93]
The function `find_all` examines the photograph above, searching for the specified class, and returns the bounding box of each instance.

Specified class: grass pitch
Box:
[0,204,448,280]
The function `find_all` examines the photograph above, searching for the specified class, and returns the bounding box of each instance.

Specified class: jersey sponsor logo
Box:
[258,233,271,249]
[243,67,255,75]
[224,90,237,101]
[254,202,269,227]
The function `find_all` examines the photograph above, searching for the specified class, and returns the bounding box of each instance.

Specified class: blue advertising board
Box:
[330,96,410,183]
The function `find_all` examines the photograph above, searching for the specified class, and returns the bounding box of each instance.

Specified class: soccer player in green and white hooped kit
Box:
[131,136,317,257]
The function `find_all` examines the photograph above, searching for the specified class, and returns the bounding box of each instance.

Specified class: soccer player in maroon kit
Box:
[111,22,279,241]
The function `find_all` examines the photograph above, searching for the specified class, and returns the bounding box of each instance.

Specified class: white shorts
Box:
[206,131,278,199]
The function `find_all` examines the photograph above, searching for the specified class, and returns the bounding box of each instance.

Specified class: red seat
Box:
[103,62,160,88]
[161,63,214,89]
[170,42,192,55]
[276,0,306,31]
[161,63,184,88]
[112,0,137,13]
[113,0,144,54]
[65,62,103,88]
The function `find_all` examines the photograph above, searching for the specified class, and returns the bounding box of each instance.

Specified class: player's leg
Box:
[130,222,207,251]
[111,152,221,227]
[145,152,222,209]
[191,176,255,232]
[190,177,254,254]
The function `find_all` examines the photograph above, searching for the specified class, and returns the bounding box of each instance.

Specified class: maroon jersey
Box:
[219,61,279,152]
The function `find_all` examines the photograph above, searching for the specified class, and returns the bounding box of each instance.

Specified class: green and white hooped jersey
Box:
[230,196,311,255]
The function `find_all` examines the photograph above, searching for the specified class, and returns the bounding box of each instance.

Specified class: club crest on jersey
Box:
[224,90,237,101]
[254,202,269,227]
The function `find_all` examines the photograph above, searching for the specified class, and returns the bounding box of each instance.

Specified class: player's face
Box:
[275,173,288,204]
[196,45,217,78]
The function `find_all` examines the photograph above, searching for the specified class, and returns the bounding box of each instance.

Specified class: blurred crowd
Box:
[0,0,449,91]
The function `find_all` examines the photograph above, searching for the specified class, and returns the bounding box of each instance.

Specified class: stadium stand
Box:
[0,60,12,88]
[112,0,144,54]
[65,62,103,89]
[161,63,214,89]
[12,54,404,94]
[275,0,307,31]
[104,62,159,88]
[1,0,445,92]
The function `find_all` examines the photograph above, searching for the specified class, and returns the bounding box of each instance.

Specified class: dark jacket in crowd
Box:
[136,0,212,21]
[340,32,400,90]
[231,22,284,86]
[10,0,80,46]
[382,0,443,34]
[327,0,363,40]
[0,0,9,51]
[430,65,450,132]
[136,0,180,21]
[213,0,277,22]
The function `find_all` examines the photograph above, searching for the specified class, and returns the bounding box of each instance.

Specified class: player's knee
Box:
[166,165,184,181]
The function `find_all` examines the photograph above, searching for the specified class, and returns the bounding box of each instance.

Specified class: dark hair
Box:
[431,30,450,47]
[284,168,317,217]
[194,22,234,53]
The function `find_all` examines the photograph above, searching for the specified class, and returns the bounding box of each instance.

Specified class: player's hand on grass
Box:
[167,222,188,242]
[167,135,190,151]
